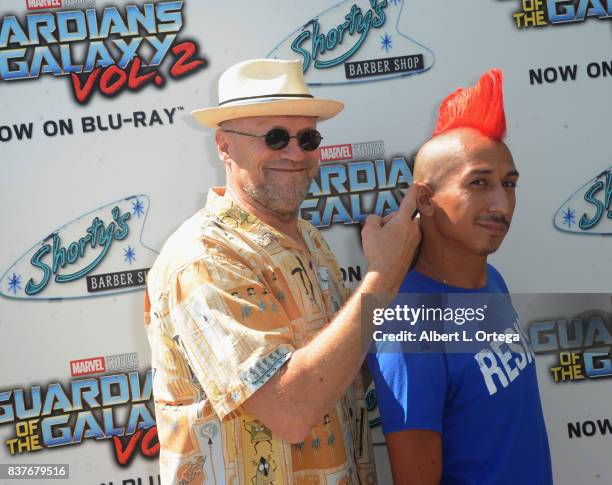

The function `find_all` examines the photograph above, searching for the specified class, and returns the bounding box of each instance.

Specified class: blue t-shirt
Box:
[368,265,553,485]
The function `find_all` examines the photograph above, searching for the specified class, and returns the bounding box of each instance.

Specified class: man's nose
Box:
[489,184,513,216]
[279,138,309,161]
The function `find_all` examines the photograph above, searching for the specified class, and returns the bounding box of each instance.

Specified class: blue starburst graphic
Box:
[7,272,22,295]
[124,246,136,264]
[562,207,576,227]
[132,199,145,218]
[380,33,392,52]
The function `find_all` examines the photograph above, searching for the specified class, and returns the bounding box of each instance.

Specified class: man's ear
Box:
[215,128,231,165]
[415,182,435,216]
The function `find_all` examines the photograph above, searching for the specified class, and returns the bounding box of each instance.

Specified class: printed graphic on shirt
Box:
[145,188,376,484]
[474,320,536,396]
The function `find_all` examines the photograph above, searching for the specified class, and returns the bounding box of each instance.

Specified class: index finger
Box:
[398,184,418,216]
[382,211,397,224]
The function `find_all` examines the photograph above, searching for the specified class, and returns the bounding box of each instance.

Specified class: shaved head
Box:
[414,128,513,189]
[413,127,518,259]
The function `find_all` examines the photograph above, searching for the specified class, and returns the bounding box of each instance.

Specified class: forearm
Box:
[245,186,421,441]
[244,270,391,441]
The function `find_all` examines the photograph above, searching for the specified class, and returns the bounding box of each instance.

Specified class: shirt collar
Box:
[205,187,311,252]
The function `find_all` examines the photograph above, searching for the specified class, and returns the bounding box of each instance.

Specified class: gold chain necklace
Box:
[419,257,448,285]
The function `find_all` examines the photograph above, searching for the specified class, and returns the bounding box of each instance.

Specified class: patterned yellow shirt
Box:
[145,187,377,485]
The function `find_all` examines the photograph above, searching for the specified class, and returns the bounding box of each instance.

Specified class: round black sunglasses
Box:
[222,128,323,151]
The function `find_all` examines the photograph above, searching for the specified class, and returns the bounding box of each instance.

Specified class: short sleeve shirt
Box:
[145,187,377,485]
[368,266,552,485]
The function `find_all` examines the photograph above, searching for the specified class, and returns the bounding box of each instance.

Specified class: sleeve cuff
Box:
[210,344,294,420]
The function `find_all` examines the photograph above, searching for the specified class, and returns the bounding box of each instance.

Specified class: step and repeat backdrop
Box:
[1,0,611,483]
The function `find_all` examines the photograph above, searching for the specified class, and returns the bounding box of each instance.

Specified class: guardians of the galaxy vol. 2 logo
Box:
[530,314,612,383]
[509,0,611,29]
[0,369,158,465]
[0,1,206,103]
[300,140,412,227]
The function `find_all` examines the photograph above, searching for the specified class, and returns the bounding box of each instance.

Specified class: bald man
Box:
[413,127,517,274]
[368,72,553,485]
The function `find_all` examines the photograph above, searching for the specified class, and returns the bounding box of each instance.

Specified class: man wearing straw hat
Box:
[145,58,421,484]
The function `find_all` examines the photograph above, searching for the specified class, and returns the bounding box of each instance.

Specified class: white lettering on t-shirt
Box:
[474,349,510,395]
[474,319,534,396]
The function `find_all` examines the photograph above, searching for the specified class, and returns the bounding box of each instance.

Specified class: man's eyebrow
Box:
[465,168,520,177]
[465,168,494,176]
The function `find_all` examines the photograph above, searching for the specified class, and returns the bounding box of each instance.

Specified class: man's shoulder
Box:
[147,209,239,298]
[486,263,509,292]
[147,210,202,293]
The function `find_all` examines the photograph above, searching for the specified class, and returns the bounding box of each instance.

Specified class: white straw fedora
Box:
[191,59,344,128]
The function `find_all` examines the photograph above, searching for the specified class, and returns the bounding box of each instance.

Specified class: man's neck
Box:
[416,237,488,289]
[226,184,305,247]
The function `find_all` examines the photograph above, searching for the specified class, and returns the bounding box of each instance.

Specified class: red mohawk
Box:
[432,69,506,141]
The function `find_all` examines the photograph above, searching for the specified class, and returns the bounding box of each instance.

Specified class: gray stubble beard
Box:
[242,173,313,219]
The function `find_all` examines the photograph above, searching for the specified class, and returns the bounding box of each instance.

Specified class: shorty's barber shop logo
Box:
[301,140,413,227]
[0,1,207,103]
[1,195,158,300]
[504,0,612,29]
[553,166,612,235]
[267,0,434,84]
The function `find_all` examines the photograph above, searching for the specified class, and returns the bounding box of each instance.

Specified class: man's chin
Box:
[478,242,503,257]
[243,181,309,218]
[269,203,301,219]
[266,185,310,215]
[261,193,306,219]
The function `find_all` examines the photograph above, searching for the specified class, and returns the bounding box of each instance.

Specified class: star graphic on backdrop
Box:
[380,33,392,52]
[561,207,576,228]
[7,272,22,294]
[132,198,145,218]
[124,246,136,264]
